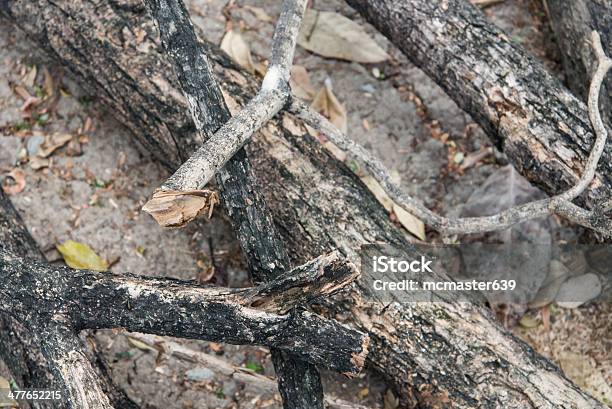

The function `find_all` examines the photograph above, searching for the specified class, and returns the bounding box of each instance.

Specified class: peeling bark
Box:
[346,0,612,211]
[0,1,604,407]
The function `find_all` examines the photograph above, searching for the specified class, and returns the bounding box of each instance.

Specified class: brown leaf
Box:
[38,132,73,158]
[29,156,50,170]
[290,65,316,100]
[43,67,55,97]
[220,30,255,74]
[298,10,389,63]
[142,190,220,228]
[23,65,37,88]
[311,79,347,134]
[360,175,425,240]
[2,168,26,195]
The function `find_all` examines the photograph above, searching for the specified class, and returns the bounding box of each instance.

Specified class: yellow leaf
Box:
[220,30,255,74]
[57,240,108,271]
[311,79,347,134]
[126,336,158,353]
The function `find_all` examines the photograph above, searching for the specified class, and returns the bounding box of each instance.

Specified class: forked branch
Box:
[143,0,308,224]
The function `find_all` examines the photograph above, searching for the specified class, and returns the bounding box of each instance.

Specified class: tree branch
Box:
[127,333,372,409]
[288,30,612,236]
[0,190,138,409]
[141,1,326,408]
[0,249,367,375]
[143,0,308,224]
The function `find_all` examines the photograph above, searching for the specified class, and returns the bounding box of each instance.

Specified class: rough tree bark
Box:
[546,0,612,125]
[0,189,368,407]
[0,1,605,408]
[346,0,612,212]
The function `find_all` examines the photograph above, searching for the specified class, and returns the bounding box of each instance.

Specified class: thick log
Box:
[346,0,612,211]
[143,0,324,407]
[546,0,612,125]
[0,1,604,407]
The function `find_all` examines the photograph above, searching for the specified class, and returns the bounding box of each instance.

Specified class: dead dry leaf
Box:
[127,336,158,353]
[298,10,389,63]
[311,79,347,134]
[57,240,108,271]
[38,132,73,158]
[2,168,26,195]
[29,156,50,170]
[220,30,256,74]
[0,375,17,407]
[23,65,37,88]
[43,67,55,97]
[392,203,426,241]
[360,175,425,240]
[290,65,316,100]
[142,190,220,228]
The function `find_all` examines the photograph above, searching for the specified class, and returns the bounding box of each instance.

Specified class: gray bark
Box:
[546,0,612,126]
[0,1,604,407]
[346,0,612,212]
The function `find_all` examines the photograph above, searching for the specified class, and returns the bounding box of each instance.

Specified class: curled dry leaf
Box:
[142,190,220,228]
[298,10,389,63]
[38,132,73,158]
[290,65,316,100]
[220,30,256,74]
[311,79,347,134]
[2,168,26,195]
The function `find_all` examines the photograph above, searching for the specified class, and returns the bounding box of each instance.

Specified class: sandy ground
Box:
[0,0,609,407]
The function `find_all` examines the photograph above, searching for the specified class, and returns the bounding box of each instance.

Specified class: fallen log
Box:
[346,0,612,211]
[0,1,604,407]
[546,0,612,125]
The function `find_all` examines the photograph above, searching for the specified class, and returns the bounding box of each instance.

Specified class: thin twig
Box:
[147,0,307,196]
[126,333,373,409]
[289,30,612,237]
